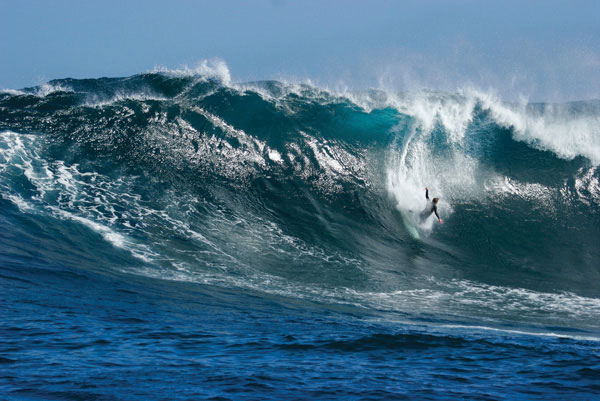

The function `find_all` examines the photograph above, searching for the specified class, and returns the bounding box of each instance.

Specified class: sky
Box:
[1,0,599,101]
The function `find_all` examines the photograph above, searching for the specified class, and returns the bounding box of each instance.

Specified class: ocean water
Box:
[1,67,599,400]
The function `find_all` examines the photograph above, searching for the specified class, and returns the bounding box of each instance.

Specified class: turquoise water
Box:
[1,71,599,400]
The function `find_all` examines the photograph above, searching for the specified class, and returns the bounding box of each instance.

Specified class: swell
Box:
[1,71,599,333]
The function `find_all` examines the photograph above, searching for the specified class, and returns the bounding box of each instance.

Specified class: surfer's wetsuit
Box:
[420,188,440,222]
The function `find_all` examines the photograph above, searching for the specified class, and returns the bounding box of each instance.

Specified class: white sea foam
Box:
[343,276,600,335]
[475,91,600,165]
[373,88,600,165]
[268,149,283,163]
[34,82,73,97]
[572,166,600,206]
[0,132,157,262]
[0,88,25,96]
[437,324,600,342]
[348,83,600,166]
[152,59,231,86]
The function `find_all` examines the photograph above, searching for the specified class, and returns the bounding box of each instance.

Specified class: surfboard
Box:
[400,209,420,240]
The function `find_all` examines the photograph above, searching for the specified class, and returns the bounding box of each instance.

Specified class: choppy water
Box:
[1,67,599,400]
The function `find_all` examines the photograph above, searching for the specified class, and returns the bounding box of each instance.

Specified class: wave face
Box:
[1,70,600,399]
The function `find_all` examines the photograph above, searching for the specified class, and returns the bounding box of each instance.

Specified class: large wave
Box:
[1,65,599,334]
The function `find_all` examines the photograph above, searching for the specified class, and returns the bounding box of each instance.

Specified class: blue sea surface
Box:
[1,72,599,400]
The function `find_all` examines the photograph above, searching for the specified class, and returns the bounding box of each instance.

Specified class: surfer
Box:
[420,187,443,224]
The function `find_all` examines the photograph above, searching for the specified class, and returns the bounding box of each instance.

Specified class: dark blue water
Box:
[1,71,599,400]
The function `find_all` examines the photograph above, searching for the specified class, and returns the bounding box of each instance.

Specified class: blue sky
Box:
[1,0,599,101]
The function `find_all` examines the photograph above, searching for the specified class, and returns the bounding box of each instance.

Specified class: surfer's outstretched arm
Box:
[425,187,429,200]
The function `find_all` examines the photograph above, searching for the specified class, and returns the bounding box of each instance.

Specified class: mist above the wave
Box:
[342,38,599,104]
